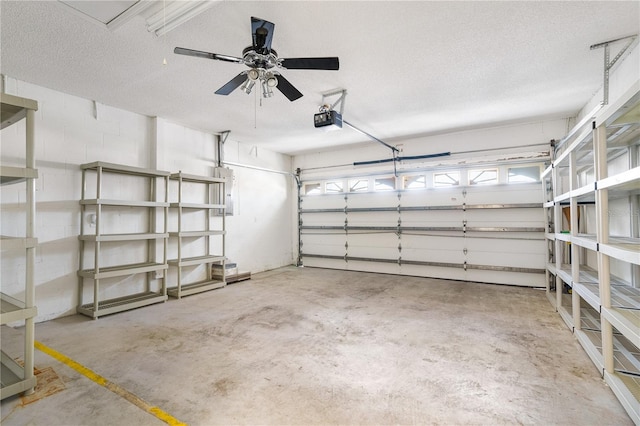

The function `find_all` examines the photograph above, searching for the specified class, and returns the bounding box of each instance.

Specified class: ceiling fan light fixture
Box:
[241,79,255,94]
[266,73,278,88]
[261,79,274,98]
[247,68,260,81]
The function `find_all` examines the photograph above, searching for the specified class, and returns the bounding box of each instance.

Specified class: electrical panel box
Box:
[214,167,234,215]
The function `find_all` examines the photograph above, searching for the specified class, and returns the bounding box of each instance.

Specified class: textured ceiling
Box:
[1,1,639,155]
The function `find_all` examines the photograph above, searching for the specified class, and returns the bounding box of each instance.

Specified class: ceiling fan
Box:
[174,17,340,101]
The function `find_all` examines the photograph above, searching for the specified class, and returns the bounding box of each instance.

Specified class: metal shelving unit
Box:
[77,162,170,318]
[167,172,226,298]
[1,93,38,398]
[542,81,640,423]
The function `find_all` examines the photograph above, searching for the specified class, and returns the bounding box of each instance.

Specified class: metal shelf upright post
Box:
[167,172,226,298]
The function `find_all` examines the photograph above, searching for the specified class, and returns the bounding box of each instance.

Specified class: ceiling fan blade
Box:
[215,73,247,95]
[174,47,243,64]
[251,17,275,53]
[275,74,303,101]
[280,57,339,70]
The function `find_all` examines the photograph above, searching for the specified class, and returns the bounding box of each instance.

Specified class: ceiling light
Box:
[146,1,218,37]
[261,80,274,98]
[266,73,278,88]
[241,79,255,95]
[247,69,260,81]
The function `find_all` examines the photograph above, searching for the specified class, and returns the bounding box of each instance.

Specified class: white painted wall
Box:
[222,140,296,273]
[1,79,294,322]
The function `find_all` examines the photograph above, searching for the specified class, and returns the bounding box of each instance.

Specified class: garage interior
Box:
[1,1,639,425]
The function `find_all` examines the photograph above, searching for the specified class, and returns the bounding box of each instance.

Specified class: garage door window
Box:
[469,168,498,185]
[403,175,426,190]
[349,178,369,192]
[508,166,540,183]
[434,171,460,187]
[325,180,344,193]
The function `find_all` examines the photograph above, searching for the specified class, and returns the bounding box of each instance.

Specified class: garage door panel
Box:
[300,175,545,287]
[466,270,545,287]
[404,190,465,207]
[401,247,465,264]
[464,209,543,226]
[399,264,467,281]
[400,210,464,227]
[347,211,397,227]
[347,260,400,275]
[464,184,542,204]
[301,212,345,226]
[466,250,546,269]
[301,195,344,209]
[347,193,399,208]
[301,233,345,256]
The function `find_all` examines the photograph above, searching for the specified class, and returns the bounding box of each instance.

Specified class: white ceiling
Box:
[1,1,638,155]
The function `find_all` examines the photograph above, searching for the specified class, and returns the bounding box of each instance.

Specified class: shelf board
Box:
[555,232,571,242]
[580,307,601,331]
[574,283,601,312]
[1,350,37,399]
[554,264,573,287]
[576,329,605,371]
[80,199,170,208]
[167,280,226,298]
[168,255,225,267]
[78,233,169,242]
[545,232,556,241]
[170,202,226,209]
[554,126,594,167]
[575,279,639,310]
[169,172,225,183]
[545,290,557,309]
[571,234,598,252]
[169,230,225,238]
[78,262,168,280]
[543,200,554,208]
[0,293,37,325]
[582,325,640,376]
[81,161,170,177]
[0,166,38,185]
[570,182,596,199]
[558,305,574,330]
[1,94,38,130]
[600,239,640,265]
[596,80,640,127]
[77,291,167,318]
[602,307,640,349]
[605,372,640,425]
[597,167,640,192]
[1,236,38,251]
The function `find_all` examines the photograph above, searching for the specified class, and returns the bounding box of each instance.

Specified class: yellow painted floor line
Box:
[34,340,187,426]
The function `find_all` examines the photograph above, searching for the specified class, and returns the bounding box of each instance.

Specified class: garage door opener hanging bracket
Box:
[590,34,638,105]
[320,89,401,176]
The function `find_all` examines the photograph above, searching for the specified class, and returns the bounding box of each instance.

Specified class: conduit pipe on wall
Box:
[353,151,451,167]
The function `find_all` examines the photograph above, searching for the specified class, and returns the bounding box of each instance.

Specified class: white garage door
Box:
[299,164,546,287]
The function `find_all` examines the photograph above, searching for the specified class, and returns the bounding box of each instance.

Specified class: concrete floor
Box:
[1,266,632,425]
